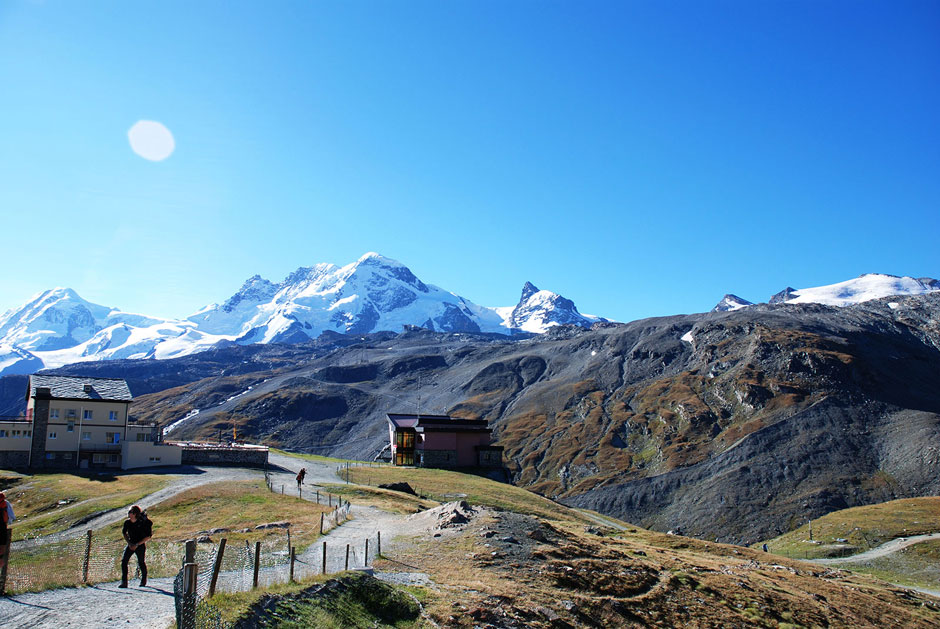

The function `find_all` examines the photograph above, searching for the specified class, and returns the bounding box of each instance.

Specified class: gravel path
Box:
[809,532,940,565]
[0,454,421,628]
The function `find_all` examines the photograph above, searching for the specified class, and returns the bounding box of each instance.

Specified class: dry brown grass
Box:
[140,479,335,548]
[375,511,940,628]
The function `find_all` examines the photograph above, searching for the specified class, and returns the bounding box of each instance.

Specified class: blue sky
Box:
[1,1,937,322]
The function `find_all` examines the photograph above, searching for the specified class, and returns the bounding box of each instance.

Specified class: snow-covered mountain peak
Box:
[508,282,602,333]
[520,281,540,303]
[776,274,939,307]
[712,294,754,312]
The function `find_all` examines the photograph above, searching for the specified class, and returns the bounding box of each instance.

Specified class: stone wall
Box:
[420,448,458,469]
[0,450,29,469]
[180,445,269,467]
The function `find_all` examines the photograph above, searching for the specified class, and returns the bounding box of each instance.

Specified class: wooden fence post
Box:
[82,529,92,583]
[365,539,369,566]
[329,493,332,507]
[208,538,226,597]
[320,512,324,535]
[316,490,320,504]
[377,531,381,556]
[253,541,261,589]
[322,541,327,574]
[290,547,296,582]
[184,539,197,566]
[181,562,198,629]
[345,544,350,571]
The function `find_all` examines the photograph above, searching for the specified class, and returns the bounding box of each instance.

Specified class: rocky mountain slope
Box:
[0,253,600,377]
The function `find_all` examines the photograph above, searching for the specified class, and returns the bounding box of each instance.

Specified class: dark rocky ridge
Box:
[2,293,939,544]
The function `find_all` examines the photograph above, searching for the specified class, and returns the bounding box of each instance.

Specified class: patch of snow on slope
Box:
[784,274,938,307]
[163,409,200,436]
[681,330,694,343]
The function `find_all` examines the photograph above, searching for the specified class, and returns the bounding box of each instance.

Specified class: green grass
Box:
[210,572,427,628]
[344,464,594,525]
[1,470,172,541]
[757,496,940,559]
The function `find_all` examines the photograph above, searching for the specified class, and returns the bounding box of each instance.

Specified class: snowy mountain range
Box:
[1,258,937,378]
[711,273,939,312]
[0,253,601,376]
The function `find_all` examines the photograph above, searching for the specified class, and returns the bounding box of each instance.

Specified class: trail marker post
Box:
[209,538,227,597]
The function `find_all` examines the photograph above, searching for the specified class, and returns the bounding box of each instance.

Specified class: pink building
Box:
[387,413,503,469]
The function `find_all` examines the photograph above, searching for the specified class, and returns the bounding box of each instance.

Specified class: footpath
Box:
[0,453,411,629]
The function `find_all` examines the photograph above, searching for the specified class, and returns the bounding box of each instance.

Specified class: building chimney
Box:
[83,384,93,393]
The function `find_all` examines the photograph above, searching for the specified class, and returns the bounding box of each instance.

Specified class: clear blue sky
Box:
[1,1,937,322]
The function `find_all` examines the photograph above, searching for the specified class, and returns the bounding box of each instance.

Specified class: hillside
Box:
[3,292,939,545]
[219,461,940,628]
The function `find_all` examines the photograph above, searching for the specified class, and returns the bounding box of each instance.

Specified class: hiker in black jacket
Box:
[120,505,152,588]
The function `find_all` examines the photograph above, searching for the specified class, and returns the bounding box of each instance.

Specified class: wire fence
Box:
[175,506,382,629]
[173,468,382,629]
[2,529,190,593]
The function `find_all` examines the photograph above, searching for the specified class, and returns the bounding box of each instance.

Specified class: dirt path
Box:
[810,532,940,565]
[0,454,421,628]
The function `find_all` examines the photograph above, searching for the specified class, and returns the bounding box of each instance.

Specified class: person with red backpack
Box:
[119,505,152,588]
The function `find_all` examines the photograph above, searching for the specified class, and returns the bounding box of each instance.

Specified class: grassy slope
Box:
[4,477,337,594]
[757,496,940,559]
[0,470,171,541]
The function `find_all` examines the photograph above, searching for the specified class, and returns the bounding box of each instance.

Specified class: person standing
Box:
[296,467,306,489]
[120,505,152,588]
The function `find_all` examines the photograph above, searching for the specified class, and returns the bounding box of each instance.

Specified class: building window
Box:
[25,430,31,437]
[83,410,93,421]
[149,456,161,462]
[396,431,415,449]
[67,421,75,432]
[109,454,119,463]
[93,453,105,464]
[82,432,91,441]
[63,452,73,460]
[13,430,20,437]
[106,432,120,444]
[109,411,118,421]
[46,453,56,460]
[0,430,6,438]
[136,433,152,442]
[50,408,60,419]
[67,409,77,419]
[49,431,57,439]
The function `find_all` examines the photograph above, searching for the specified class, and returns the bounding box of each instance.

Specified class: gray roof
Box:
[28,375,133,402]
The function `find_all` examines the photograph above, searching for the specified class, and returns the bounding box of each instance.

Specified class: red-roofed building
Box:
[386,413,503,469]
